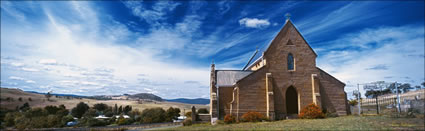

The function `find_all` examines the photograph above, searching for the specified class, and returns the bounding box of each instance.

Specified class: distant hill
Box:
[26,91,87,98]
[129,93,163,101]
[166,98,210,105]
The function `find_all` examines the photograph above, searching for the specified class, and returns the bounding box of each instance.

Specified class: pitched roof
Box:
[316,67,346,86]
[246,19,318,69]
[216,70,252,87]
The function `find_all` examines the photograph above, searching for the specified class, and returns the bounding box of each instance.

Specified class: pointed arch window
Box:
[288,53,295,71]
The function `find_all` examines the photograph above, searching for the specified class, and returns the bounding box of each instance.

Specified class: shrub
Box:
[19,102,30,111]
[47,114,63,127]
[28,97,32,101]
[18,97,22,102]
[185,111,192,118]
[241,112,264,122]
[62,115,74,125]
[4,112,19,127]
[183,118,192,126]
[298,103,325,119]
[348,99,358,106]
[78,117,107,127]
[224,114,236,124]
[140,107,166,123]
[197,108,209,114]
[165,107,180,122]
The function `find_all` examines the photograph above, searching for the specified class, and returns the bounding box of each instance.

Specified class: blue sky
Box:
[1,1,424,99]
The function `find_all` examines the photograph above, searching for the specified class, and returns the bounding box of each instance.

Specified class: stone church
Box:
[209,18,348,121]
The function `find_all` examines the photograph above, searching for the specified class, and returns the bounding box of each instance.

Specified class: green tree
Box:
[123,105,132,115]
[45,105,61,115]
[71,102,89,118]
[140,108,166,123]
[45,92,52,101]
[197,108,209,114]
[114,104,118,115]
[399,83,413,93]
[19,102,30,112]
[165,107,181,122]
[118,105,123,114]
[83,109,97,118]
[93,103,108,112]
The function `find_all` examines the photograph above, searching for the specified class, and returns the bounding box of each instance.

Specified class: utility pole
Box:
[395,82,401,114]
[357,84,361,115]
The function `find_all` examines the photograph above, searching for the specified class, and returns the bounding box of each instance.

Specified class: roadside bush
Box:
[116,115,133,125]
[78,117,108,127]
[183,118,192,126]
[224,114,236,124]
[47,114,63,127]
[298,103,325,119]
[165,107,181,122]
[62,114,75,125]
[185,111,192,118]
[241,111,264,122]
[197,108,209,114]
[140,107,166,123]
[4,112,20,127]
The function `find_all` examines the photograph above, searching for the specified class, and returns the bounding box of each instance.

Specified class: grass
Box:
[167,115,424,130]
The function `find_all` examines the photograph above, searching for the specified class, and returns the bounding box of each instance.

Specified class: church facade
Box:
[209,19,349,121]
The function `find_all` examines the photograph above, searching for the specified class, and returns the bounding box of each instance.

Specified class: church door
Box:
[286,86,298,114]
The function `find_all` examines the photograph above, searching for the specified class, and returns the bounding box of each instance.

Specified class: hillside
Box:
[0,87,207,112]
[129,93,163,101]
[166,98,210,105]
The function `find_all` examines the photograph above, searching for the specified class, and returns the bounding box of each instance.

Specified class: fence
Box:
[352,89,424,115]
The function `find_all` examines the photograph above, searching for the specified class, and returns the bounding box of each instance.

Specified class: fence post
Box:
[375,96,379,114]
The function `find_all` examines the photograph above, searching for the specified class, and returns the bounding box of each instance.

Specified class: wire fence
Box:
[351,89,424,115]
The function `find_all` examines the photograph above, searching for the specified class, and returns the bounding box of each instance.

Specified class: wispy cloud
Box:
[317,25,424,96]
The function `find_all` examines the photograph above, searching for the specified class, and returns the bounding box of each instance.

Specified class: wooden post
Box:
[375,96,379,114]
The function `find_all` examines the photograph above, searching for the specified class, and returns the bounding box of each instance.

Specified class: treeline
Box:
[0,102,181,130]
[364,82,425,98]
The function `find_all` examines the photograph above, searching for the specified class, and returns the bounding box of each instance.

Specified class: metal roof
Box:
[216,70,252,87]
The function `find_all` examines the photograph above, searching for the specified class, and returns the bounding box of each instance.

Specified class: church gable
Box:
[263,20,317,70]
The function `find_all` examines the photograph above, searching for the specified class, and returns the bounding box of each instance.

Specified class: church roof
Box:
[216,70,252,87]
[245,19,317,69]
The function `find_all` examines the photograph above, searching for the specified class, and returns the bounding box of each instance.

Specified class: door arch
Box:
[286,86,298,114]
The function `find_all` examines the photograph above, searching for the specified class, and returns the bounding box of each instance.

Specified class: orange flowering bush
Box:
[223,114,236,124]
[241,111,265,122]
[298,103,325,119]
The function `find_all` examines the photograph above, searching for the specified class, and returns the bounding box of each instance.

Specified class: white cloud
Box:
[25,80,36,83]
[10,62,24,67]
[39,59,57,65]
[9,76,25,81]
[239,18,271,28]
[0,1,210,98]
[21,67,40,72]
[316,25,424,98]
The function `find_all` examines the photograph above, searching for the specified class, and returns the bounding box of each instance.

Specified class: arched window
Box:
[287,53,295,70]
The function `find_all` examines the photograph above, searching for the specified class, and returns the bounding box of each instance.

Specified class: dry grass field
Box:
[0,88,207,113]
